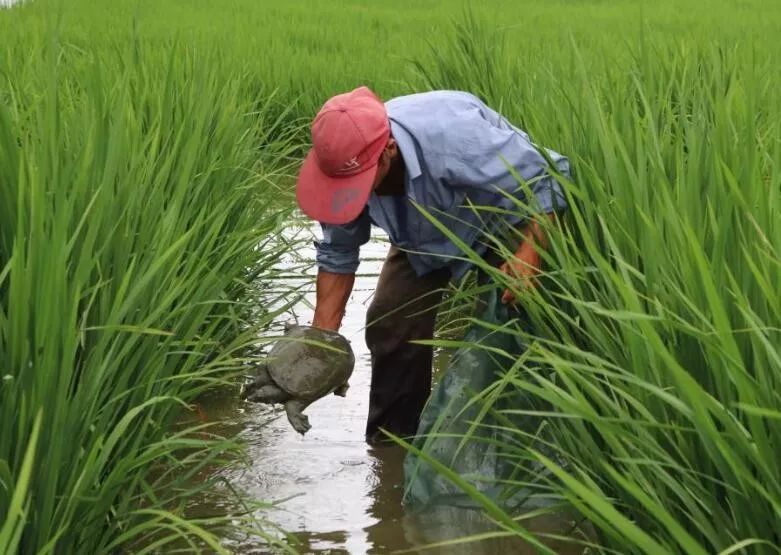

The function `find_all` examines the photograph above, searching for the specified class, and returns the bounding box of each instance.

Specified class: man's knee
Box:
[365,299,439,356]
[365,300,401,355]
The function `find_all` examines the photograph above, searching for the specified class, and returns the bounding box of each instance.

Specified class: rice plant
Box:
[0,25,301,554]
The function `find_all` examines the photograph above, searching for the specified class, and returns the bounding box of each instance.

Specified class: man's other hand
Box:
[499,243,542,304]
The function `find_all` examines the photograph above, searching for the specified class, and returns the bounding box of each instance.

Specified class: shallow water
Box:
[190,225,588,554]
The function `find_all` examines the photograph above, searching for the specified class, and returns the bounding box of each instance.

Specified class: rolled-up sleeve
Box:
[441,103,569,214]
[314,209,371,274]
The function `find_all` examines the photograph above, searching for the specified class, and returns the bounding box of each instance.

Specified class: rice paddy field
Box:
[2,0,781,553]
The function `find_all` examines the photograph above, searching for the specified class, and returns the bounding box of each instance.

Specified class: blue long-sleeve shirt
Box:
[314,90,570,280]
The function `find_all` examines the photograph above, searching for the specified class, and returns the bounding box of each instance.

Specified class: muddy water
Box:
[194,225,587,554]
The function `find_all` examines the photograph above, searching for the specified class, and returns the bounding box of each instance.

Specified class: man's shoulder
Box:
[386,90,483,117]
[386,90,486,154]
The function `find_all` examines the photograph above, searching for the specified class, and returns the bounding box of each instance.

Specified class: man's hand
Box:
[500,242,542,304]
[499,214,555,305]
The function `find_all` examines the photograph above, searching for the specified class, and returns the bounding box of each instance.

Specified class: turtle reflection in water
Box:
[242,324,355,434]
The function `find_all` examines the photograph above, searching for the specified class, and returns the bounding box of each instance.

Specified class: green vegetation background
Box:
[6,0,781,124]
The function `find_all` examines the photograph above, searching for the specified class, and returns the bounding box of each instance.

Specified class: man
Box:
[296,86,570,445]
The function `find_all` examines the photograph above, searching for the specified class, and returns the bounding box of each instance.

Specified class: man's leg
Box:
[365,246,450,445]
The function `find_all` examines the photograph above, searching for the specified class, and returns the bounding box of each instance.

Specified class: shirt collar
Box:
[388,118,422,181]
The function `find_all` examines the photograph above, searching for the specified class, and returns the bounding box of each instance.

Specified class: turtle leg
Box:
[333,382,349,397]
[284,399,312,435]
[241,363,272,400]
[246,384,289,404]
[243,364,291,404]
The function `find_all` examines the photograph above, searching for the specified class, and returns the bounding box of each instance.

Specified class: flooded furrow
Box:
[192,223,585,554]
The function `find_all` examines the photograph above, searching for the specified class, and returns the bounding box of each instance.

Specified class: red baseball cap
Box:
[296,86,390,225]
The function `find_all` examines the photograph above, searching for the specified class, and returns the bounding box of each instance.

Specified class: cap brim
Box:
[296,149,377,225]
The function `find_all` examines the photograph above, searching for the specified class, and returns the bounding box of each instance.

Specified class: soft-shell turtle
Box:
[242,323,355,434]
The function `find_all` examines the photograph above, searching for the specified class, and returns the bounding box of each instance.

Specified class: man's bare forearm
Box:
[312,270,355,331]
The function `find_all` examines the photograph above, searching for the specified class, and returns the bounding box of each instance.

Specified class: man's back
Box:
[315,89,569,279]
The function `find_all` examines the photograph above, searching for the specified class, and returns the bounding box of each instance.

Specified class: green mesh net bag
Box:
[403,288,554,510]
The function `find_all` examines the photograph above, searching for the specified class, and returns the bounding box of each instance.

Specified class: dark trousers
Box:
[364,246,452,445]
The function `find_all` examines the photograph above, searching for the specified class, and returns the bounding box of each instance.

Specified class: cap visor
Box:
[296,149,377,225]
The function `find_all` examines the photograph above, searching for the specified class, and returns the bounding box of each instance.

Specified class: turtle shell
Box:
[267,325,355,400]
